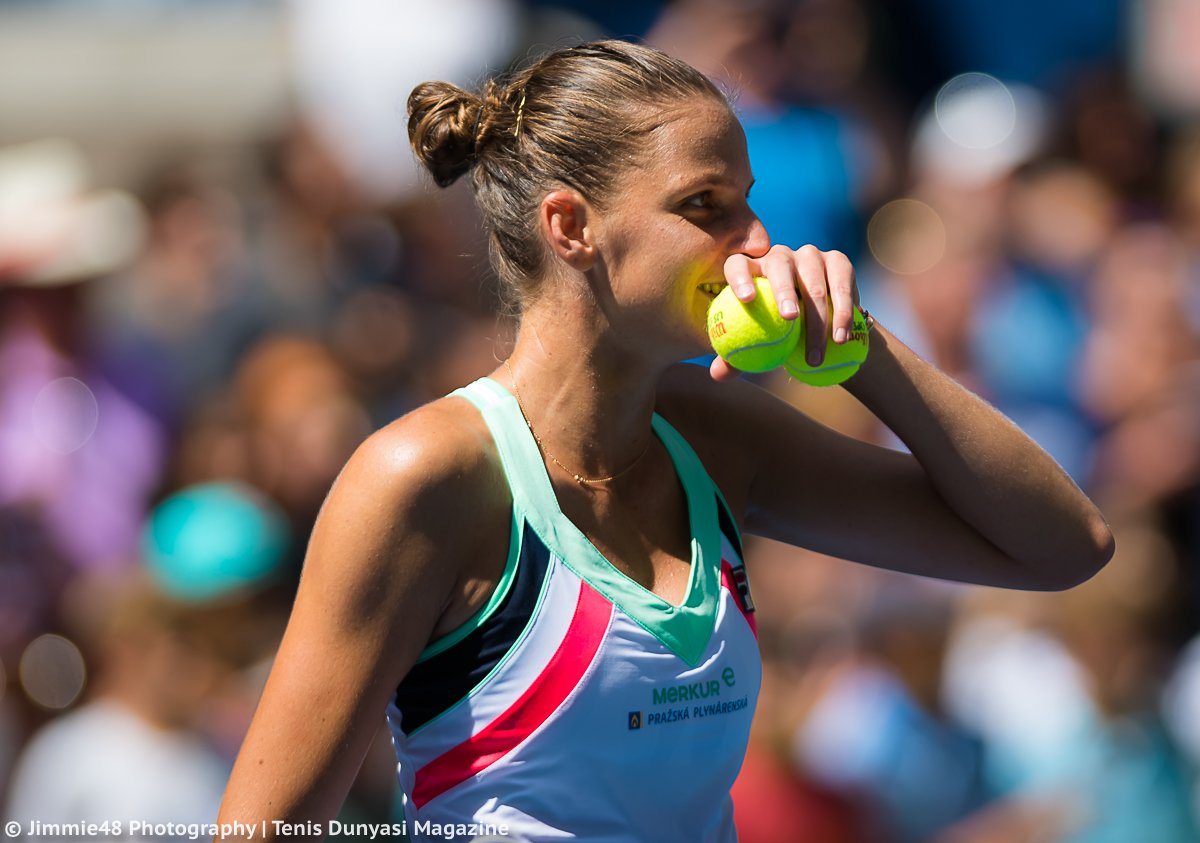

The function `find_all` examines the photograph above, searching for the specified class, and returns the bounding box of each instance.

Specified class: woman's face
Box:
[589,96,770,357]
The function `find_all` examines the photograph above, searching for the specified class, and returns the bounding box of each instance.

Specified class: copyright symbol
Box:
[4,821,20,838]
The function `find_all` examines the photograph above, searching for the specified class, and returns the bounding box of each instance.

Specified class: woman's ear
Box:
[539,189,595,271]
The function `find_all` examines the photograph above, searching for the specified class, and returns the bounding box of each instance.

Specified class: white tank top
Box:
[386,377,761,842]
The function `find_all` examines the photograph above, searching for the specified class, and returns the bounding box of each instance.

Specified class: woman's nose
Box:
[737,213,771,258]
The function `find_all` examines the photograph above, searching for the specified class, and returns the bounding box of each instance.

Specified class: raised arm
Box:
[837,323,1114,587]
[662,323,1113,591]
[669,243,1114,591]
[217,404,507,839]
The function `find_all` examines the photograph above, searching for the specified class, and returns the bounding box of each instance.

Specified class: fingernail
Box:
[834,327,847,343]
[780,300,798,318]
[735,282,754,298]
[807,349,822,366]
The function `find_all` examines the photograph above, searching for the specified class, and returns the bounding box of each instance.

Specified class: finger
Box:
[794,245,830,366]
[824,250,856,344]
[723,254,759,302]
[709,355,739,381]
[762,245,801,320]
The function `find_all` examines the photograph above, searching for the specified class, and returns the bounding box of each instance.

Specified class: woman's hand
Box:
[710,244,859,382]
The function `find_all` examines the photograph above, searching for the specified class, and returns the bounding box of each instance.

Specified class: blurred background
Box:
[1,0,1199,840]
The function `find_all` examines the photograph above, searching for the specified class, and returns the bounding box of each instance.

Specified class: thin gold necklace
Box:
[503,358,652,486]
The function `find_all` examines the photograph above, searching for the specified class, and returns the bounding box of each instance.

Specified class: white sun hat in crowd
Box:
[912,74,1051,186]
[0,138,146,287]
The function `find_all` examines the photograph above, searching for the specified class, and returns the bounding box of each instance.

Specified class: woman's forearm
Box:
[845,323,1114,587]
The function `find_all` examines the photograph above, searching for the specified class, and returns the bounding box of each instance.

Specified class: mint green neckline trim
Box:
[454,377,720,667]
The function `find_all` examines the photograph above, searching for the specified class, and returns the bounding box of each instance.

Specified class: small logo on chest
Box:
[730,565,755,613]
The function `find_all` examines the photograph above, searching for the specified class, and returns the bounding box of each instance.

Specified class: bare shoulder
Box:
[323,392,510,560]
[340,393,505,507]
[302,392,510,648]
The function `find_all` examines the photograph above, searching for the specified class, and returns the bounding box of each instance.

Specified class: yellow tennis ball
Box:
[784,305,871,386]
[706,277,800,373]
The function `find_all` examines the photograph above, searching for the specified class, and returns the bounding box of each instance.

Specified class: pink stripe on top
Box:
[411,579,613,808]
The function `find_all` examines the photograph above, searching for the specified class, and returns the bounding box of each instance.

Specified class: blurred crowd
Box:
[2,0,1199,841]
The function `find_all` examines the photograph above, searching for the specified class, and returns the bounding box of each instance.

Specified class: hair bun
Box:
[407,81,483,188]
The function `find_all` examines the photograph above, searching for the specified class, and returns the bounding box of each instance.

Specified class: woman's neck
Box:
[499,303,671,486]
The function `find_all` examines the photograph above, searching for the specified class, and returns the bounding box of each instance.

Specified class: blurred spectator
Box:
[1133,0,1200,119]
[1080,225,1200,515]
[794,587,991,843]
[864,72,1052,402]
[161,335,372,559]
[5,482,290,836]
[967,160,1116,480]
[942,518,1199,843]
[86,160,260,433]
[250,121,381,332]
[327,285,425,425]
[6,577,232,836]
[1078,224,1196,426]
[228,335,372,534]
[1164,129,1200,335]
[1057,70,1163,204]
[0,138,163,575]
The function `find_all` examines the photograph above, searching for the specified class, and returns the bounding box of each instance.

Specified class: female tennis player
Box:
[217,40,1113,842]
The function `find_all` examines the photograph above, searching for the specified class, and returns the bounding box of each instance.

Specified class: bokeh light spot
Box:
[31,376,99,453]
[867,199,947,275]
[935,73,1016,150]
[19,633,87,710]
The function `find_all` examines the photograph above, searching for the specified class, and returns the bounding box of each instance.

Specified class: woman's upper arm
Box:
[740,408,1033,587]
[218,405,500,834]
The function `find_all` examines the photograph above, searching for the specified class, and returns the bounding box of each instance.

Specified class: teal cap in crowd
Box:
[142,481,290,602]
